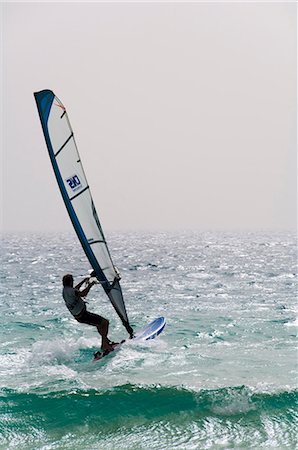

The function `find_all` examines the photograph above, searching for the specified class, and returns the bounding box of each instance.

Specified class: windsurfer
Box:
[62,274,115,351]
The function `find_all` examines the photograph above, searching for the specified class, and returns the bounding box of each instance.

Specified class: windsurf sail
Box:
[34,89,133,338]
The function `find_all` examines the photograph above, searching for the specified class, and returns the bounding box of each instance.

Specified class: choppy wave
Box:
[0,385,297,449]
[1,231,297,449]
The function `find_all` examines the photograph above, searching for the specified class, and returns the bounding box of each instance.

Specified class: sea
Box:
[0,230,297,450]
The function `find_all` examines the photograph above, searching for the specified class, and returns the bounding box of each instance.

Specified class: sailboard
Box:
[34,90,134,337]
[94,317,166,361]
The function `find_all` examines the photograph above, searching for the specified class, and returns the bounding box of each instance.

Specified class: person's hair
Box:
[63,274,73,287]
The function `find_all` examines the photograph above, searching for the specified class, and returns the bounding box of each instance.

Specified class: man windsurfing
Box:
[62,274,116,351]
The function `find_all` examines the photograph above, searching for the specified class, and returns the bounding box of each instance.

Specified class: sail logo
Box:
[66,174,81,192]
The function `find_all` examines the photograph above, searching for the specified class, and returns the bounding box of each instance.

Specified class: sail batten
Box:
[34,89,133,338]
[69,185,90,201]
[55,133,74,157]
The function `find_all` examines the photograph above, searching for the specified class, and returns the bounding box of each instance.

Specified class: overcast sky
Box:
[1,2,297,232]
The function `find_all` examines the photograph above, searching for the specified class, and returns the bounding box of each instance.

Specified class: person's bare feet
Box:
[102,338,114,351]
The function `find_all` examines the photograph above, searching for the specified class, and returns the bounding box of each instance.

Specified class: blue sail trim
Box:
[34,90,109,287]
[35,90,54,125]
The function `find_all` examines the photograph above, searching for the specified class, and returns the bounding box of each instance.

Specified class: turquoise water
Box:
[1,231,297,449]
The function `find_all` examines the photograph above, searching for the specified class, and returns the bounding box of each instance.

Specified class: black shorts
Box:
[74,306,104,326]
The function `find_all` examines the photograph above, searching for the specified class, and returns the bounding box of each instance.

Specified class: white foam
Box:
[285,317,298,327]
[29,339,76,364]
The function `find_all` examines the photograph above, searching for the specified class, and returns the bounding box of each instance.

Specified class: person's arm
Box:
[77,280,96,298]
[75,277,89,290]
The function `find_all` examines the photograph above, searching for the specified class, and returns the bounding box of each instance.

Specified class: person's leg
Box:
[75,310,114,351]
[97,318,114,351]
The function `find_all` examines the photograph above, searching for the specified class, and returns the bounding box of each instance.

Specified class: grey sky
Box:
[2,2,297,232]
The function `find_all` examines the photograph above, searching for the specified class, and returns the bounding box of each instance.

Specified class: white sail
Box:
[34,90,133,337]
